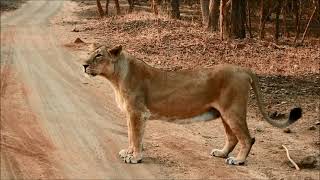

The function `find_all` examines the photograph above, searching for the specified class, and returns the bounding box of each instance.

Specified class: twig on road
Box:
[282,145,300,170]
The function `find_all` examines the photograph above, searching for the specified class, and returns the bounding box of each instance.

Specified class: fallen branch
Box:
[282,145,300,170]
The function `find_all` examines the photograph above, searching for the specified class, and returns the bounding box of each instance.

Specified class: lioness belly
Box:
[149,108,220,123]
[144,69,220,121]
[148,100,211,117]
[146,91,215,119]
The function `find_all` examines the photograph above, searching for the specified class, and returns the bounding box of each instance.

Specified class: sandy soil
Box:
[1,0,320,179]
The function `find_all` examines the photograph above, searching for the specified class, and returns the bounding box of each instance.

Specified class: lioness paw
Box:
[210,149,228,158]
[225,157,245,165]
[119,149,142,164]
[119,149,130,158]
[123,153,142,164]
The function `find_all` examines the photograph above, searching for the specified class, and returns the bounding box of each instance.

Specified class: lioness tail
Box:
[246,69,302,128]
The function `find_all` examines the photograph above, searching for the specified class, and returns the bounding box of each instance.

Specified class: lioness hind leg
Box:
[224,116,254,165]
[211,120,238,158]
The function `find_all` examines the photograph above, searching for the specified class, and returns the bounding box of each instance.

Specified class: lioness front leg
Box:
[119,112,146,164]
[119,119,133,158]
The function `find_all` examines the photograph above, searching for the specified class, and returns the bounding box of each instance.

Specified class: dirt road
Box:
[1,0,319,179]
[1,1,160,179]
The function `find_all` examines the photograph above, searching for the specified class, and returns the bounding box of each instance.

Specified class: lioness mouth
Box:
[83,64,97,76]
[86,71,97,76]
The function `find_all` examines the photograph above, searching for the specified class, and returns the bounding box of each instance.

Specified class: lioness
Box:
[83,45,302,165]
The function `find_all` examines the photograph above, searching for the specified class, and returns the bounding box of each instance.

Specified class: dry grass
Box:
[74,11,319,76]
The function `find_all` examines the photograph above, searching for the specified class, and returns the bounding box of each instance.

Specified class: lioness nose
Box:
[83,64,89,71]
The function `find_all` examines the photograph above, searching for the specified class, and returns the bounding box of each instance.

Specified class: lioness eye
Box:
[95,54,103,58]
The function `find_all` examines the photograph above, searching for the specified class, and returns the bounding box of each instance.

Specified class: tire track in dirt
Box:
[0,65,62,179]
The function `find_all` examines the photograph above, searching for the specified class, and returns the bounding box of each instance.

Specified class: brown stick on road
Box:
[0,0,160,179]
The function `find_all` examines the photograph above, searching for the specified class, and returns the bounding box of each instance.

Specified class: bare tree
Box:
[301,2,317,43]
[171,0,180,19]
[259,0,271,39]
[294,0,302,43]
[283,0,288,37]
[105,0,121,15]
[274,0,282,42]
[128,0,134,12]
[96,0,105,17]
[201,0,210,25]
[207,0,220,31]
[102,0,136,16]
[318,0,320,22]
[230,0,246,38]
[246,0,252,37]
[219,0,227,40]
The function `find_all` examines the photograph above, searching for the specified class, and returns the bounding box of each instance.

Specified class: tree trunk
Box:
[274,0,282,42]
[96,0,105,17]
[246,0,252,37]
[201,0,210,25]
[207,0,220,31]
[105,0,110,15]
[128,0,134,13]
[115,0,121,14]
[259,0,264,38]
[219,0,227,40]
[230,0,246,39]
[259,0,267,39]
[318,0,320,22]
[259,0,271,39]
[294,0,301,43]
[301,4,317,43]
[283,0,288,37]
[170,0,180,19]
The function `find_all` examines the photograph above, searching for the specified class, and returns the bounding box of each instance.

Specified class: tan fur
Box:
[83,45,301,165]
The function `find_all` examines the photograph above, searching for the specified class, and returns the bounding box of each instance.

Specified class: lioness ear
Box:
[108,45,122,57]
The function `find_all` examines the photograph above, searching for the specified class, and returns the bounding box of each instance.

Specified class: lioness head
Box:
[83,45,122,77]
